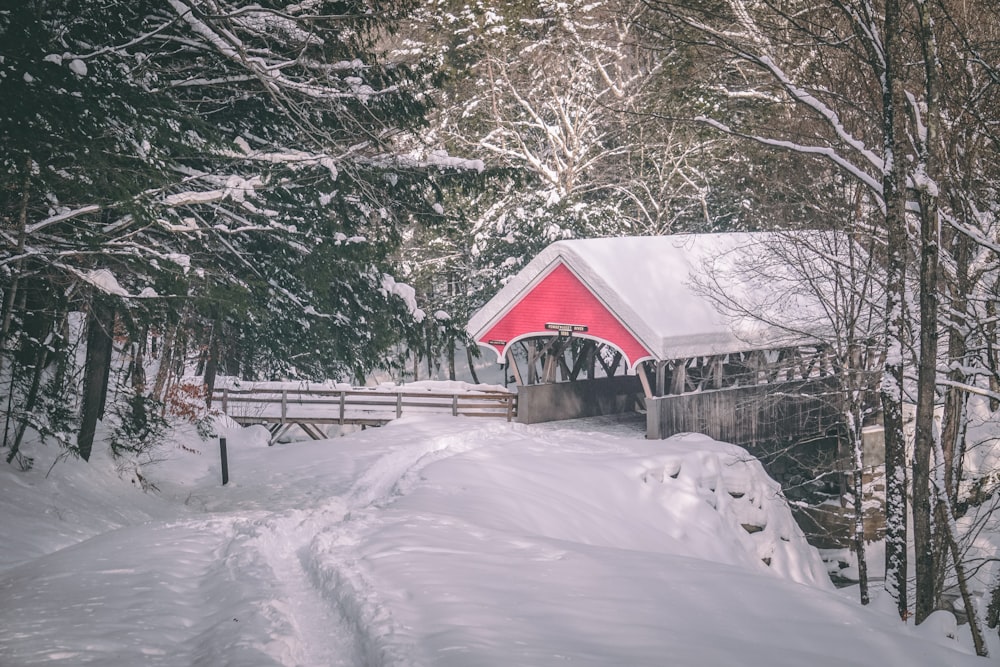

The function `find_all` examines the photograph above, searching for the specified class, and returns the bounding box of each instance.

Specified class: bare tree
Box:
[695,229,884,605]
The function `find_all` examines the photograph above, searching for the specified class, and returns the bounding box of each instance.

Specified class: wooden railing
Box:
[214,386,516,440]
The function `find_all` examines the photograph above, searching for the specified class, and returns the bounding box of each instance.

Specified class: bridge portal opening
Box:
[502,336,645,425]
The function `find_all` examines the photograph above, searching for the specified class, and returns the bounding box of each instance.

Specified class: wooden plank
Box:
[450,401,511,409]
[506,348,524,386]
[220,387,511,400]
[637,362,653,399]
[670,360,686,395]
[711,355,724,389]
[455,412,518,418]
[231,415,392,426]
[557,352,573,382]
[221,386,516,434]
[526,341,538,384]
[539,337,562,384]
[647,378,840,444]
[299,423,326,440]
[608,351,622,377]
[596,349,623,378]
[568,340,592,382]
[228,396,511,411]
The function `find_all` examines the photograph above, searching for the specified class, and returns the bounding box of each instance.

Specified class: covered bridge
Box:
[467,234,843,444]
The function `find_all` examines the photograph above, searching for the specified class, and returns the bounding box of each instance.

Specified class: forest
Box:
[1,0,999,649]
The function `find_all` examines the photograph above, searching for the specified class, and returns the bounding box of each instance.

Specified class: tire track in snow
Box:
[236,421,507,667]
[242,501,361,667]
[301,422,507,667]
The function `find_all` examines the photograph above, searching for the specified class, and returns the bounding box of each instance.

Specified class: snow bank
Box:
[0,416,988,665]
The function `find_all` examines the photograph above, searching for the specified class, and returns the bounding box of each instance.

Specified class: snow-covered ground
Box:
[0,415,992,666]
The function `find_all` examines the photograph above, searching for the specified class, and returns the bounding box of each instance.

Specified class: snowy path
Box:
[2,416,992,666]
[179,421,489,667]
[236,505,358,667]
[0,417,490,666]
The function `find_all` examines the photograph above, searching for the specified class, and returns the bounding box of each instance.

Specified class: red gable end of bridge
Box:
[478,262,652,368]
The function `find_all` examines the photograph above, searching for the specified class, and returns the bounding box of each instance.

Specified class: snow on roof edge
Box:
[468,234,829,363]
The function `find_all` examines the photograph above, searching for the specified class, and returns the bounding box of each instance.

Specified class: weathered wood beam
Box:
[556,344,573,382]
[711,355,724,389]
[750,350,766,385]
[506,348,524,386]
[769,349,783,383]
[637,362,654,399]
[537,335,562,357]
[299,423,326,440]
[540,337,566,383]
[543,348,558,383]
[569,340,595,381]
[596,349,614,376]
[524,341,538,384]
[799,347,818,379]
[655,360,666,397]
[670,359,687,395]
[608,351,622,377]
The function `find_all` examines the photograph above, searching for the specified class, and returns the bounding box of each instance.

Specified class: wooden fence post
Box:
[220,437,229,486]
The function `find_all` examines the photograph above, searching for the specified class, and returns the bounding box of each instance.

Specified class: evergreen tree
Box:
[1,0,477,461]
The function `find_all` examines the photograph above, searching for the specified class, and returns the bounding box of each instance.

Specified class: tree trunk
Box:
[847,399,870,605]
[466,344,480,385]
[935,451,989,657]
[0,166,31,379]
[946,518,988,657]
[880,0,910,621]
[912,200,941,622]
[9,344,51,463]
[152,322,177,401]
[78,300,115,461]
[131,328,147,395]
[986,295,1000,412]
[912,0,943,624]
[940,231,971,507]
[204,324,220,408]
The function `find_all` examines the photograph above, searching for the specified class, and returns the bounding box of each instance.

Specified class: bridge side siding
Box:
[646,379,841,444]
[516,375,642,424]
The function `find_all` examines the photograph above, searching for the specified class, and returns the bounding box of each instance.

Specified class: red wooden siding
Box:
[478,262,652,368]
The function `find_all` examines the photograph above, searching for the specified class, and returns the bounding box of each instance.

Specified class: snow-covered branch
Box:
[692,116,885,203]
[26,205,101,235]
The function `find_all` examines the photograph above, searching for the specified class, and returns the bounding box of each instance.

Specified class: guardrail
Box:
[215,386,516,442]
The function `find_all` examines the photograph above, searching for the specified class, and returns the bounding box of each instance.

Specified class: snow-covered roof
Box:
[468,233,829,367]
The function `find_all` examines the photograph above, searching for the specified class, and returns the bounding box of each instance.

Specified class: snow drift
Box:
[0,416,988,665]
